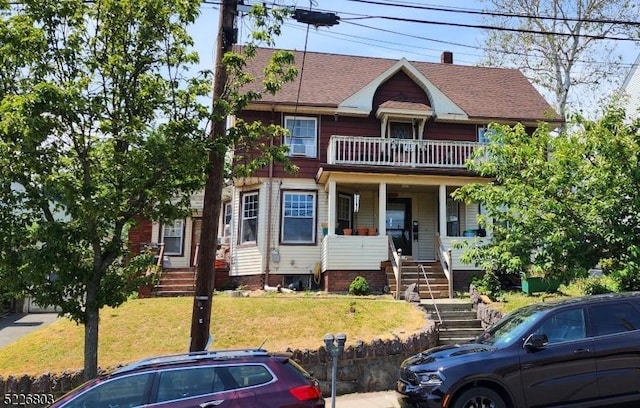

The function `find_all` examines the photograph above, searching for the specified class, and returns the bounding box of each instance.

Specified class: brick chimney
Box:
[441,51,453,64]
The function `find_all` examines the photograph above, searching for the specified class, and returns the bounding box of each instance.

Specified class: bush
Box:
[471,271,502,301]
[575,275,618,295]
[349,276,369,296]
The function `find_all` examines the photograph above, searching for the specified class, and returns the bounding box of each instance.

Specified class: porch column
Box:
[378,182,387,235]
[328,180,337,236]
[439,184,447,237]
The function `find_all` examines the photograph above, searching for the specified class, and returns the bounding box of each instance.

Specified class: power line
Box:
[346,0,640,27]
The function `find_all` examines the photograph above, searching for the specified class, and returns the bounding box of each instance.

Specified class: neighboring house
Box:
[621,53,640,120]
[129,48,560,297]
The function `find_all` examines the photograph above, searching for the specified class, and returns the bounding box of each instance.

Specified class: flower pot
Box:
[368,228,377,236]
[322,227,328,237]
[343,228,353,236]
[357,227,368,236]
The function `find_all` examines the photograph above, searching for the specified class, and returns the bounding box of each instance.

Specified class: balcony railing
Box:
[327,135,483,168]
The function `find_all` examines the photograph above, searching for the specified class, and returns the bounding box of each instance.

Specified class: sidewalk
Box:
[333,390,400,408]
[0,312,60,348]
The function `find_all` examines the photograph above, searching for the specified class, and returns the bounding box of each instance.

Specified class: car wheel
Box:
[452,387,506,408]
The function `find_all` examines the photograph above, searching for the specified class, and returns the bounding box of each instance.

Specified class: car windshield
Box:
[475,304,550,348]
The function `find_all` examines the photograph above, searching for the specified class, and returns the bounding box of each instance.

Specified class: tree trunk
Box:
[84,285,100,380]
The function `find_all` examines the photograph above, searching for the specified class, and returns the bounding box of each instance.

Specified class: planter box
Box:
[521,277,562,295]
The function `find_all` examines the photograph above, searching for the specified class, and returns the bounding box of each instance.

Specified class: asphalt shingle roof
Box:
[243,47,560,122]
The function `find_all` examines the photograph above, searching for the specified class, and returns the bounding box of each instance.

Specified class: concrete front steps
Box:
[421,299,485,346]
[155,268,196,297]
[384,261,450,300]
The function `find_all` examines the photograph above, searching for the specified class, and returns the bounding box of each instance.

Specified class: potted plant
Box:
[321,222,329,237]
[343,228,353,235]
[357,226,368,236]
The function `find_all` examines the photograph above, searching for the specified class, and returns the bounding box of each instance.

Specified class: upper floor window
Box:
[241,192,258,244]
[284,116,317,158]
[162,219,184,255]
[281,191,316,244]
[389,121,414,139]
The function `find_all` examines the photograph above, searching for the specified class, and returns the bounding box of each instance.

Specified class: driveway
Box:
[0,312,60,348]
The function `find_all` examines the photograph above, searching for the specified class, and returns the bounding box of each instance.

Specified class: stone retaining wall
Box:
[470,284,504,327]
[0,328,438,407]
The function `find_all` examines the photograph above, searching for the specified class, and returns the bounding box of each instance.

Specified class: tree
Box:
[0,0,211,379]
[480,0,640,119]
[0,0,298,379]
[453,107,640,285]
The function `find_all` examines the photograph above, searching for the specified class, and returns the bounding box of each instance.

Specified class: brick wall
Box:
[323,270,388,293]
[128,216,153,256]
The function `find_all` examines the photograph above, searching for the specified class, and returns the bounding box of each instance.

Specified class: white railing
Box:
[328,136,482,168]
[388,236,402,300]
[435,233,454,298]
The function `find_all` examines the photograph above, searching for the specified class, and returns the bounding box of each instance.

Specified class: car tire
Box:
[451,386,506,408]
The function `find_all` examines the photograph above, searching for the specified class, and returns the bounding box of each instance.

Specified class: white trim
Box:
[338,59,468,120]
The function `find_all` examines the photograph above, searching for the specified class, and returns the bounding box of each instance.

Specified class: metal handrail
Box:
[418,264,442,325]
[156,243,165,268]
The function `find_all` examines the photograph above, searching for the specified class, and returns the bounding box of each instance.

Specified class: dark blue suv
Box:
[49,349,325,408]
[397,292,640,408]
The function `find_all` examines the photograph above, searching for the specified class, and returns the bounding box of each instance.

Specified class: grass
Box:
[0,293,427,377]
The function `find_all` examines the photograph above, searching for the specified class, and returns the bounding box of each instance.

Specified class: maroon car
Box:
[48,349,325,408]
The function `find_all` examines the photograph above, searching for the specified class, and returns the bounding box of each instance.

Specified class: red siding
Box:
[373,71,431,108]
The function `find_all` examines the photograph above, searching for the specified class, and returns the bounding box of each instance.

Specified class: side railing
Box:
[388,236,403,300]
[418,264,442,325]
[193,243,200,289]
[435,233,454,298]
[328,135,481,168]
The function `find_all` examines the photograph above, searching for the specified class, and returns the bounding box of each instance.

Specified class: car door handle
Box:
[573,348,590,354]
[200,401,225,407]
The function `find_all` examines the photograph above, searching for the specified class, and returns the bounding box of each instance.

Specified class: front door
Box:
[387,198,412,256]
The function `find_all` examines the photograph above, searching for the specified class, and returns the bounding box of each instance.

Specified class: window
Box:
[282,192,316,243]
[337,194,352,233]
[222,201,232,243]
[389,121,414,139]
[67,373,152,408]
[162,220,184,255]
[589,302,640,336]
[284,116,317,158]
[227,364,274,387]
[535,308,586,344]
[241,192,258,244]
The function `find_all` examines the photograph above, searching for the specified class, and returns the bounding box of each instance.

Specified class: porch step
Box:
[420,300,485,345]
[155,268,196,297]
[384,261,450,300]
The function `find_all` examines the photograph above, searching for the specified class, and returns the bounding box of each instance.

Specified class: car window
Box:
[589,302,640,336]
[534,308,586,344]
[157,366,221,402]
[63,373,152,408]
[227,364,274,388]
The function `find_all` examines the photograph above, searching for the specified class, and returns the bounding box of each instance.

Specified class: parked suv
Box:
[49,349,325,408]
[397,292,640,408]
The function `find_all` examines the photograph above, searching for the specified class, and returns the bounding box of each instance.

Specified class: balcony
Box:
[327,135,483,168]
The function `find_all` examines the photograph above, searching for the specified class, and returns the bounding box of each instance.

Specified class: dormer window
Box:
[376,101,433,140]
[284,116,317,158]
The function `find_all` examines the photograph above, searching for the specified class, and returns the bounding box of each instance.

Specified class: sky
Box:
[189,0,640,115]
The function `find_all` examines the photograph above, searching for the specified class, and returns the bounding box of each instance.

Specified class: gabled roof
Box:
[242,47,560,124]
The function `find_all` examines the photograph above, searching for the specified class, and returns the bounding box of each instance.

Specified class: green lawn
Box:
[0,293,426,377]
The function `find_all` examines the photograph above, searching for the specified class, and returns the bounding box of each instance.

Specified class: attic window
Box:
[390,121,414,139]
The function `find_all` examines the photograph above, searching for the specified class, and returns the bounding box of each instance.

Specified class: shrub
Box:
[349,276,369,295]
[471,271,502,301]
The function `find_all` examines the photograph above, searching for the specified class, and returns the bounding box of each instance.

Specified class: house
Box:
[621,53,640,120]
[129,48,560,298]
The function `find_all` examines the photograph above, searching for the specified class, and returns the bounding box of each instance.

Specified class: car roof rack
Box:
[114,349,270,374]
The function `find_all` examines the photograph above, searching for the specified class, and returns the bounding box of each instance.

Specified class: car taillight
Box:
[289,384,322,401]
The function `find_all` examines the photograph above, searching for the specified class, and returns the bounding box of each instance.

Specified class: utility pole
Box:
[189,0,238,352]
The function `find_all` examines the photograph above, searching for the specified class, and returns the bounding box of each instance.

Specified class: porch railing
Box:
[388,236,402,300]
[435,233,454,298]
[328,135,482,168]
